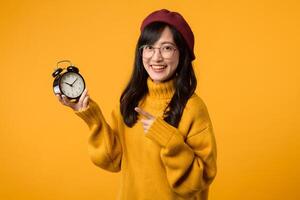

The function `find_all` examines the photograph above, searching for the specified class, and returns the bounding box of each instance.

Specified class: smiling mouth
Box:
[150,65,167,70]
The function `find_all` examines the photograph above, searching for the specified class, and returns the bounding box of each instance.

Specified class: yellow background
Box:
[1,0,299,199]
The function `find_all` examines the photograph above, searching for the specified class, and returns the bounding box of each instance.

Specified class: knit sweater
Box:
[75,77,217,200]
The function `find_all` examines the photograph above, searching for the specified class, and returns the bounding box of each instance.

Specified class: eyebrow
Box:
[145,41,177,47]
[160,41,176,46]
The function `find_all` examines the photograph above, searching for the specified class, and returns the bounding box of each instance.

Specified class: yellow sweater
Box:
[75,78,217,200]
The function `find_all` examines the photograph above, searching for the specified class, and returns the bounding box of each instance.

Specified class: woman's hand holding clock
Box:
[56,88,90,111]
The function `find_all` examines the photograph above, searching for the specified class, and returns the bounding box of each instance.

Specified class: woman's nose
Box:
[151,49,163,61]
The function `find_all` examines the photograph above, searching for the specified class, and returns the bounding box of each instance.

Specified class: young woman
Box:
[56,9,217,200]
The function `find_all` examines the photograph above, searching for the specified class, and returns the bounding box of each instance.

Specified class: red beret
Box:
[140,9,195,61]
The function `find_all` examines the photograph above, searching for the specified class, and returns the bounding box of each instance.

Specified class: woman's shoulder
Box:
[186,93,209,112]
[182,93,211,123]
[111,101,122,117]
[178,93,212,137]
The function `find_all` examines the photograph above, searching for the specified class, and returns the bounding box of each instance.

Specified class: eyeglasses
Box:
[140,44,177,59]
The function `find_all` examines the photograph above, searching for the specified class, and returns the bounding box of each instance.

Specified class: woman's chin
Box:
[149,75,168,83]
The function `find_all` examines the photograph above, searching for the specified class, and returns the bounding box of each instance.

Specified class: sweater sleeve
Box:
[145,101,217,198]
[74,99,122,172]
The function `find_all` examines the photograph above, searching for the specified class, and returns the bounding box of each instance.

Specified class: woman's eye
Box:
[163,46,173,51]
[144,45,153,50]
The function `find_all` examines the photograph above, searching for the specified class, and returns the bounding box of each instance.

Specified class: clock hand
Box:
[70,78,78,86]
[63,82,72,86]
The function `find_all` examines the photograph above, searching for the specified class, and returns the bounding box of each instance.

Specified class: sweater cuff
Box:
[146,117,182,147]
[74,99,102,129]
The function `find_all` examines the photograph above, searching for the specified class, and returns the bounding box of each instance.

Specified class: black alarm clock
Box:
[52,60,85,102]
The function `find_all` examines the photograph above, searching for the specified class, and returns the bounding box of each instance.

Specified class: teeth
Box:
[151,65,166,69]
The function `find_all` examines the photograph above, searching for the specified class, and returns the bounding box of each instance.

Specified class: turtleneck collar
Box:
[147,77,175,99]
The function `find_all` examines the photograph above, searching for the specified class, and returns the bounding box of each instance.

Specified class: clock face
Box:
[59,72,85,99]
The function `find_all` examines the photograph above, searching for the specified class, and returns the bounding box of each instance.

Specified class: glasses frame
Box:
[139,44,177,59]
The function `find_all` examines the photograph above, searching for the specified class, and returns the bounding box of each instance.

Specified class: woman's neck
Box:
[147,77,175,100]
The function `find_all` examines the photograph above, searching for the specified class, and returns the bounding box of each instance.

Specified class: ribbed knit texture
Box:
[147,77,175,99]
[75,77,217,200]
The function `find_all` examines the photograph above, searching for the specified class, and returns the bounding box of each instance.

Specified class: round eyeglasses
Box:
[140,44,177,59]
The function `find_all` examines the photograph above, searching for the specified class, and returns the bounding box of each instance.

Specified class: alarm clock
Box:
[52,60,85,102]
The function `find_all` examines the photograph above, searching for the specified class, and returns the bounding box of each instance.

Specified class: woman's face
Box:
[142,26,179,83]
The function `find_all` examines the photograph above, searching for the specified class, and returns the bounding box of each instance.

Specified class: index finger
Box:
[134,107,153,119]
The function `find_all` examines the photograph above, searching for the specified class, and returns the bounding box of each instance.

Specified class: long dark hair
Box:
[120,22,197,128]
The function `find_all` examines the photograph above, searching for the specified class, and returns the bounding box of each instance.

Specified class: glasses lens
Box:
[161,44,175,58]
[141,44,176,58]
[142,45,153,58]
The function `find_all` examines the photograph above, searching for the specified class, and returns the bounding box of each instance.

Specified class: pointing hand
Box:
[134,107,155,133]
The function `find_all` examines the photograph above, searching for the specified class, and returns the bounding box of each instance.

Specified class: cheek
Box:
[142,58,149,68]
[169,58,179,72]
